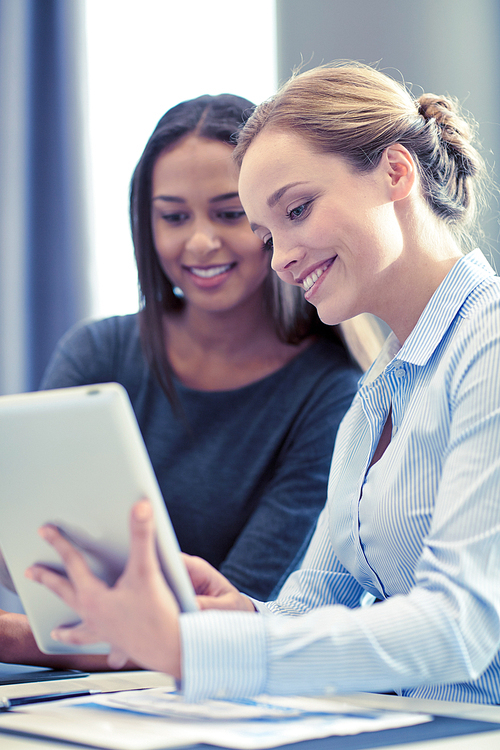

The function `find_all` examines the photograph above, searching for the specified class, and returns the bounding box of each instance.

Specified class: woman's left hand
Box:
[183,554,256,612]
[26,499,182,678]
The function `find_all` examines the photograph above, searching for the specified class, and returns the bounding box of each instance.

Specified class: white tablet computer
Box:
[0,382,198,654]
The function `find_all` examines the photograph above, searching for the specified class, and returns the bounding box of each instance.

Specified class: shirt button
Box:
[396,368,406,378]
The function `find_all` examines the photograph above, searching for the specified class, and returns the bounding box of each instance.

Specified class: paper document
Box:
[0,687,432,750]
[100,688,389,720]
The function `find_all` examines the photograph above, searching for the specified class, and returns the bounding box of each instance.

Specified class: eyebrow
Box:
[151,192,240,204]
[267,181,305,208]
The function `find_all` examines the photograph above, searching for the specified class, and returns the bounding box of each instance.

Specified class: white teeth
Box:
[302,260,333,292]
[189,264,232,278]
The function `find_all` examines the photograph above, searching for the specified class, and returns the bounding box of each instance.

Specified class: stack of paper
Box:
[0,687,431,750]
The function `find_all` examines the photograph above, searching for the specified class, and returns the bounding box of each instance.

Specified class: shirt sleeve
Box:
[218,359,359,600]
[180,507,366,700]
[180,299,500,701]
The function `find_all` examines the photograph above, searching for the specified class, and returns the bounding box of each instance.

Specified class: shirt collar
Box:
[398,249,496,366]
[361,249,496,385]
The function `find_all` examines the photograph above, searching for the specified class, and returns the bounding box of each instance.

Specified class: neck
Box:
[379,202,463,343]
[167,291,275,355]
[387,253,462,343]
[162,288,311,391]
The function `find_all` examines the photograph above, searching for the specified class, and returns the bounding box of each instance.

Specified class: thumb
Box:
[125,499,161,579]
[107,646,130,670]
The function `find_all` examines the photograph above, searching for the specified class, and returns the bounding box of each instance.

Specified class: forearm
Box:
[0,610,130,671]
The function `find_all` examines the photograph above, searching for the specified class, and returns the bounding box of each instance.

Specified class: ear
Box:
[381,144,415,201]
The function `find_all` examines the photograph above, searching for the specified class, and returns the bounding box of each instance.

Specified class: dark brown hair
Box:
[130,94,334,403]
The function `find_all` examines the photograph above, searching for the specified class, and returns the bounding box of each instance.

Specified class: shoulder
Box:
[41,314,143,390]
[54,313,140,356]
[441,277,500,402]
[452,275,500,353]
[460,273,500,319]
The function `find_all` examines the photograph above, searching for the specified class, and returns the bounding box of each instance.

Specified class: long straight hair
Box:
[130,94,342,404]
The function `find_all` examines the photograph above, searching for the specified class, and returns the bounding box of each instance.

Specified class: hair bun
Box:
[417,93,473,151]
[418,93,452,122]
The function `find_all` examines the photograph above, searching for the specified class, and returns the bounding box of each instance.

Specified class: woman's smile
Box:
[300,257,337,297]
[182,262,237,287]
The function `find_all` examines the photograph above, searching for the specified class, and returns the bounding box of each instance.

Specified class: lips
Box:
[185,263,236,279]
[301,257,336,293]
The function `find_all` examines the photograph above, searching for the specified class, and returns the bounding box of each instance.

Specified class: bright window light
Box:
[84,0,277,319]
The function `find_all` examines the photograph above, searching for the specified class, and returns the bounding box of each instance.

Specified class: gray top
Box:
[41,314,360,599]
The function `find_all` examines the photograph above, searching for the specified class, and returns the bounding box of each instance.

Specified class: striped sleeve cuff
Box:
[179,609,267,701]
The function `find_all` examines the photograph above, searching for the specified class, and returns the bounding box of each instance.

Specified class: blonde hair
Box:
[233,61,492,369]
[234,61,487,249]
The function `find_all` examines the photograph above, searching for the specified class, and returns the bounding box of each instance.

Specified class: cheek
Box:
[152,224,179,262]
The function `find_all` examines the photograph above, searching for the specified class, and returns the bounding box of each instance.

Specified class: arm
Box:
[27,302,500,700]
[26,501,255,673]
[0,609,119,670]
[219,358,359,599]
[181,299,500,701]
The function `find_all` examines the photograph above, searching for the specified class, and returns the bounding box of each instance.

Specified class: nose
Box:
[270,237,306,280]
[185,222,222,255]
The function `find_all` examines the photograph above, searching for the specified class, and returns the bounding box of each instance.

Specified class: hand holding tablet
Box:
[0,383,197,656]
[26,497,184,675]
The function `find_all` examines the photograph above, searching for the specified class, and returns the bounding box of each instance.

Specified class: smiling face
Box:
[238,128,412,329]
[151,136,269,316]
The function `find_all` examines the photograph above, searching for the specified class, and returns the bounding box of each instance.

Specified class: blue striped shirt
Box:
[180,249,500,704]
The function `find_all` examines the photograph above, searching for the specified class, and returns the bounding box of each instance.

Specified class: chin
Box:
[316,306,344,327]
[316,295,360,327]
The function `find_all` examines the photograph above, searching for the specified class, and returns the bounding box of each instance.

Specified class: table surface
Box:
[1,669,500,750]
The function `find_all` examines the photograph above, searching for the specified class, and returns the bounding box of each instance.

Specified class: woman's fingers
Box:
[107,646,129,670]
[125,499,161,579]
[24,500,182,676]
[51,622,102,645]
[37,525,94,585]
[182,553,228,596]
[25,564,77,610]
[181,554,256,611]
[25,523,104,613]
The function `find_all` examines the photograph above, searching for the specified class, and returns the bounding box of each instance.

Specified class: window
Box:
[84,0,277,318]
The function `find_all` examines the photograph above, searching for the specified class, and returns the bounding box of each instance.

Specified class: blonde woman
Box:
[29,63,500,704]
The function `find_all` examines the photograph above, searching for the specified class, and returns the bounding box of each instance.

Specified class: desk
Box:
[0,672,500,750]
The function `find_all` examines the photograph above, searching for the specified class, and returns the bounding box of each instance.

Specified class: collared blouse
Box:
[180,250,500,704]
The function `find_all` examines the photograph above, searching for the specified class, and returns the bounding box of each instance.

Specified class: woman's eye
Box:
[263,236,274,252]
[217,210,247,222]
[161,212,189,224]
[287,202,311,220]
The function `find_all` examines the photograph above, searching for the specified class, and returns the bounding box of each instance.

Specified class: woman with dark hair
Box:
[29,63,500,705]
[129,94,320,404]
[0,93,360,660]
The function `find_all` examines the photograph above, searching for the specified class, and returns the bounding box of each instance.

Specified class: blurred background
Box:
[0,0,499,399]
